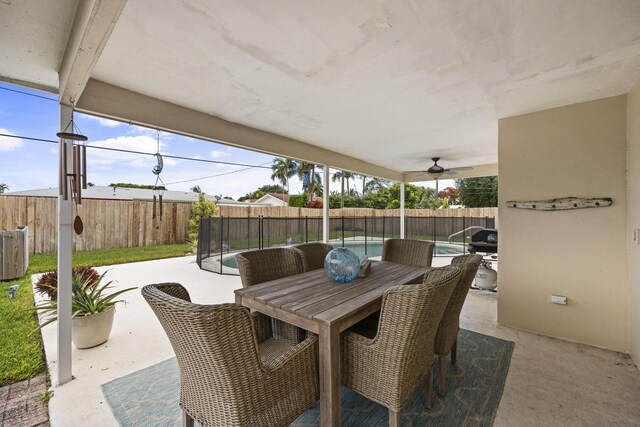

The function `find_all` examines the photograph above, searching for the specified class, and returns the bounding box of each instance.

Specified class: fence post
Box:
[463,215,466,254]
[364,216,368,255]
[305,216,309,243]
[341,215,345,247]
[382,216,386,242]
[220,215,224,274]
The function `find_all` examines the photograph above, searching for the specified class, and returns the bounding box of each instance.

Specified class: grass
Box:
[0,243,192,387]
[0,276,45,386]
[27,242,192,274]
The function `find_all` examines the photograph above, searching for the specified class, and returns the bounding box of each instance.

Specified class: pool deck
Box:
[36,255,640,426]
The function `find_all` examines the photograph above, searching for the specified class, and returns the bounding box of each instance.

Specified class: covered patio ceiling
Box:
[1,0,640,181]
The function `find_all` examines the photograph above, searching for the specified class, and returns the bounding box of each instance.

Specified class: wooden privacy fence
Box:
[0,195,496,255]
[218,205,498,219]
[0,196,191,254]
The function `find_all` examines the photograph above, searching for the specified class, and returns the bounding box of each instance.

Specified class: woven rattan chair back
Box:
[236,247,305,343]
[435,254,483,354]
[431,254,483,396]
[341,266,461,418]
[381,238,435,267]
[236,247,303,287]
[142,283,318,427]
[292,242,334,272]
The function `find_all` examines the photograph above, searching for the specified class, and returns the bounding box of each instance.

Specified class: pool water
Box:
[221,241,464,270]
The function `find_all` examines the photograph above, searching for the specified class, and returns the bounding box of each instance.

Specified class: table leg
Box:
[319,323,341,427]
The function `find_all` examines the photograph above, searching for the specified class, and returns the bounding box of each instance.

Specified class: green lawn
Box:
[27,243,192,274]
[0,243,192,387]
[0,276,44,386]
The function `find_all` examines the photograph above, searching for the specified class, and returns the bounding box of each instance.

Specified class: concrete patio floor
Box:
[37,255,640,426]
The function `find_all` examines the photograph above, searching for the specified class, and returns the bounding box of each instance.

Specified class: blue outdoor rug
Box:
[102,329,513,426]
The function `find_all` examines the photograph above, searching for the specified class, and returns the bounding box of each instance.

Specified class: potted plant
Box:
[33,271,136,349]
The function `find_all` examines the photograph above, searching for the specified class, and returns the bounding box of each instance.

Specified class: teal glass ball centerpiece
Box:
[324,247,360,283]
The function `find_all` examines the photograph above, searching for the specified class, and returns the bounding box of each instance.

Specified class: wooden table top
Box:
[235,261,429,330]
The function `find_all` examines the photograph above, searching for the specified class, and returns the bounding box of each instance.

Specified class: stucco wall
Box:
[498,95,629,352]
[629,79,640,366]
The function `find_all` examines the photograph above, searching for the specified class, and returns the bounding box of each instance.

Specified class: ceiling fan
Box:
[408,157,472,195]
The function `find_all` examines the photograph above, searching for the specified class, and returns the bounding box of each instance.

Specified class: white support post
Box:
[57,104,74,385]
[323,165,330,244]
[400,182,406,239]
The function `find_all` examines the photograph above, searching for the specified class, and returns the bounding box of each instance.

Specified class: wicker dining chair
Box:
[142,283,319,427]
[341,266,461,426]
[291,242,334,272]
[433,254,483,396]
[236,247,305,343]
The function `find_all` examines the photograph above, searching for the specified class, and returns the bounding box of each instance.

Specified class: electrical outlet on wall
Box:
[551,295,567,305]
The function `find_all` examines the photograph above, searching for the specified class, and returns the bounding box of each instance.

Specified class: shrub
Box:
[35,266,100,300]
[288,194,308,207]
[308,199,323,208]
[188,192,218,245]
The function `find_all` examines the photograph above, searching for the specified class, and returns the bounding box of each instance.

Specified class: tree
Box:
[110,183,158,190]
[270,158,298,195]
[297,162,321,202]
[190,185,202,193]
[455,176,498,207]
[332,170,355,208]
[0,183,8,194]
[188,192,218,246]
[438,187,460,205]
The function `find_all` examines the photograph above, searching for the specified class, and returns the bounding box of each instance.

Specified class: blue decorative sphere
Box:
[324,247,360,283]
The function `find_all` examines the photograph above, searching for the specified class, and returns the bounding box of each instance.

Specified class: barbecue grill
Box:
[468,228,498,254]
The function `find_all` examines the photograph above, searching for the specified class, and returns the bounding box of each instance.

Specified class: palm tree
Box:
[271,158,297,202]
[332,171,355,208]
[297,162,322,202]
[0,183,8,194]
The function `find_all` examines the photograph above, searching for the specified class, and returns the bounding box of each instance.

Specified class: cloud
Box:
[87,135,177,168]
[82,115,122,128]
[0,129,23,151]
[210,149,230,159]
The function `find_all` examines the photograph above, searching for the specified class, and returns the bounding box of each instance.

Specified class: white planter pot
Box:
[72,307,115,349]
[475,264,498,290]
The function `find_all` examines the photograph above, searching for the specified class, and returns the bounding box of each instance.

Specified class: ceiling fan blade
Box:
[448,166,473,172]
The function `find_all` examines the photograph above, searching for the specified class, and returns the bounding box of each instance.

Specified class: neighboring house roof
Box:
[266,192,290,202]
[254,193,289,206]
[4,186,216,203]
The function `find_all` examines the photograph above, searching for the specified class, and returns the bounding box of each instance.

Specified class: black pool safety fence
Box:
[197,215,495,275]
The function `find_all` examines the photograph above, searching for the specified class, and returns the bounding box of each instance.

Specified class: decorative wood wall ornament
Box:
[506,197,612,211]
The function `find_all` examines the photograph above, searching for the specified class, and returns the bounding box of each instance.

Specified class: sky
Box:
[0,83,451,199]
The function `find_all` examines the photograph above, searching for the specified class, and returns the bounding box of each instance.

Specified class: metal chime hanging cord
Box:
[152,129,165,220]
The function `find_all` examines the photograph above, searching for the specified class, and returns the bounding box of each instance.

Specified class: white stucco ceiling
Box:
[0,0,79,92]
[2,1,640,175]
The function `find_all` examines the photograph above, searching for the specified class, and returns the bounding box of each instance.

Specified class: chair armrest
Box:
[262,334,318,372]
[251,312,273,344]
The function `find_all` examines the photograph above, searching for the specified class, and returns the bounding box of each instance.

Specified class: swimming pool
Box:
[220,240,464,270]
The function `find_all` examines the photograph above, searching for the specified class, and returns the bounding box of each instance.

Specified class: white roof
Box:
[1,1,639,179]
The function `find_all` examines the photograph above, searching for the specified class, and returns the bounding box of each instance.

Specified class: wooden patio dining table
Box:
[234,261,430,427]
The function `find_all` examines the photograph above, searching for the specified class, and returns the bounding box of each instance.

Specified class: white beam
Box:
[400,182,405,239]
[323,165,330,244]
[59,0,126,104]
[76,79,404,181]
[56,104,74,386]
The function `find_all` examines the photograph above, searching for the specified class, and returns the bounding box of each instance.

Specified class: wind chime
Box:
[152,129,165,220]
[57,102,88,235]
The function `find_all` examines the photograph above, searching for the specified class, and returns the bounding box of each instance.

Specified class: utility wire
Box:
[0,85,58,102]
[0,132,271,169]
